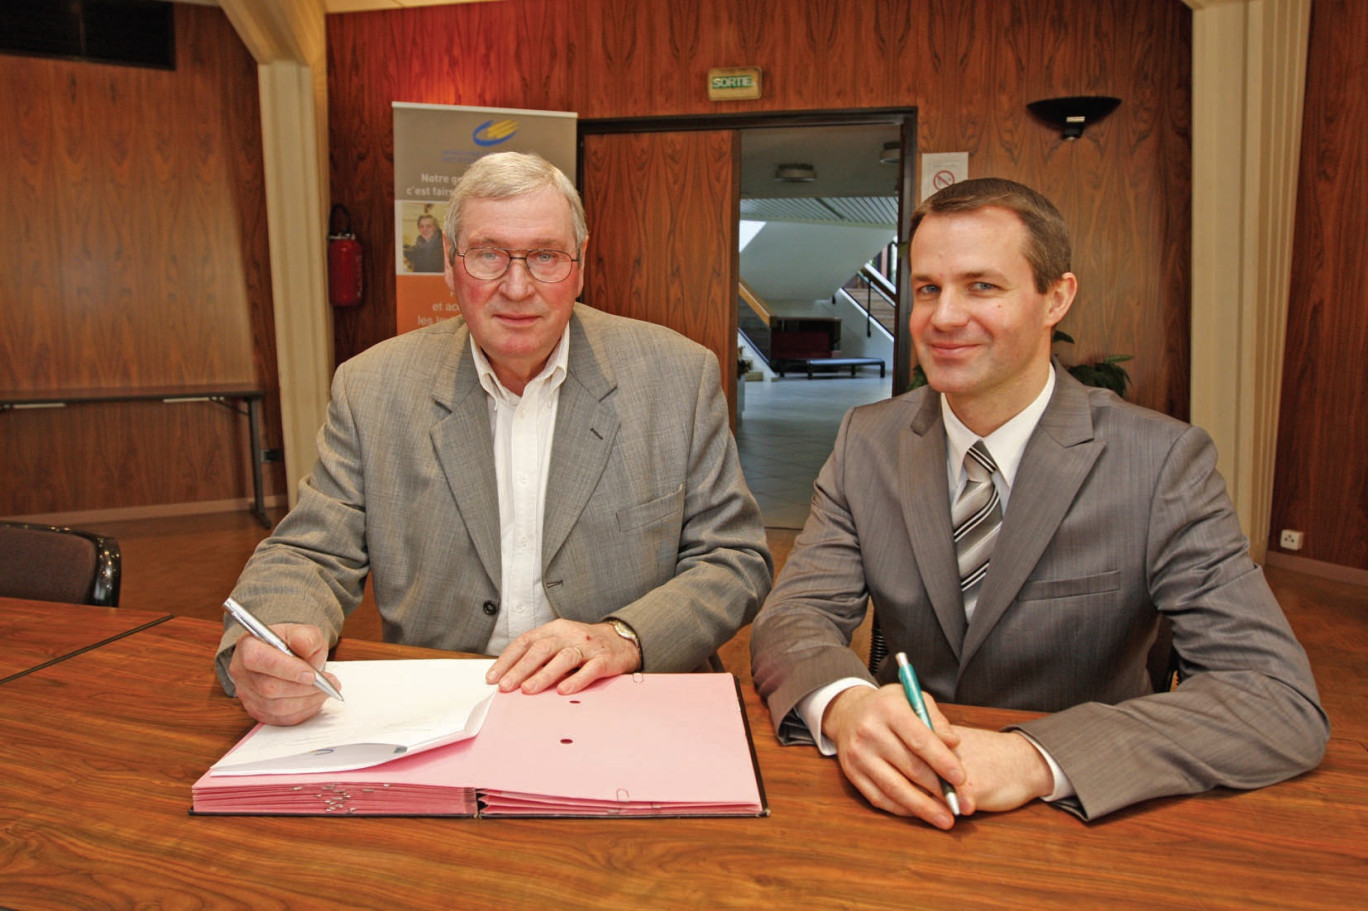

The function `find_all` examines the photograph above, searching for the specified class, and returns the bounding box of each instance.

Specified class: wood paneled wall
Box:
[1270,0,1368,569]
[327,0,1192,420]
[581,130,740,390]
[0,5,283,517]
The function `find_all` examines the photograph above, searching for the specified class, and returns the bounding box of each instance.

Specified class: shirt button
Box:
[482,600,498,616]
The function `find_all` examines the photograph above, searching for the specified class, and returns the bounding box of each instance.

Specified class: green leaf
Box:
[1067,361,1131,397]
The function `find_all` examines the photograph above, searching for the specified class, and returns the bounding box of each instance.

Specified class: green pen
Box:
[895,651,960,816]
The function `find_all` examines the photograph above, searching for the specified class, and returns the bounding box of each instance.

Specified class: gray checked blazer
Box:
[750,367,1327,819]
[218,304,772,689]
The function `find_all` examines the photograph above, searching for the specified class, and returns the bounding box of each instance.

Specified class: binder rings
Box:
[193,660,767,818]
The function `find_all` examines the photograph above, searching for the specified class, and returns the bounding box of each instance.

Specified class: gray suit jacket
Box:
[751,368,1327,819]
[218,305,772,689]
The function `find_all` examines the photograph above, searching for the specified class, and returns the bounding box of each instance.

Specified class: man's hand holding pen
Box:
[822,682,1055,829]
[822,684,968,830]
[228,622,341,726]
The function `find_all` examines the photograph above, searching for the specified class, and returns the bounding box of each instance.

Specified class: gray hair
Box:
[443,151,587,260]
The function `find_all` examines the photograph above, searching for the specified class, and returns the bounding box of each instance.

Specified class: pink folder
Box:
[192,672,767,818]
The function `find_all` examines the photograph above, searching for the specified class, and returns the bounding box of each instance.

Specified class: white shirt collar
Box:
[942,366,1055,494]
[470,323,571,404]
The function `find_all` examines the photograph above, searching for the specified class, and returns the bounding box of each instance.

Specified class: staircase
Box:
[738,280,775,367]
[840,265,897,339]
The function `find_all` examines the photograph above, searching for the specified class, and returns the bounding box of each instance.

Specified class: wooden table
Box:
[0,598,169,683]
[0,384,271,527]
[0,612,1364,910]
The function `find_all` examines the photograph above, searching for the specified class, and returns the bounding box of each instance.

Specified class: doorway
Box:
[580,109,916,529]
[736,121,901,528]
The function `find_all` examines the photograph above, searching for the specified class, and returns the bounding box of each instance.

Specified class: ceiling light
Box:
[774,163,817,182]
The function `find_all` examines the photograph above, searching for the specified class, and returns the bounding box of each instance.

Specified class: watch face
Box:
[608,619,643,672]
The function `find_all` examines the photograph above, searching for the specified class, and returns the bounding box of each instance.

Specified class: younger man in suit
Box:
[220,152,771,725]
[750,177,1327,828]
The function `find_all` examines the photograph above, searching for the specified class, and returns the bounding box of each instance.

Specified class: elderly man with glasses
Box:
[218,152,772,726]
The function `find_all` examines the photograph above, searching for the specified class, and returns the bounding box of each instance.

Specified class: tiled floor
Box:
[735,374,891,529]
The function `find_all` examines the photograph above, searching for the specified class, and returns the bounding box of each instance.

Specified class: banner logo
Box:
[472,118,519,147]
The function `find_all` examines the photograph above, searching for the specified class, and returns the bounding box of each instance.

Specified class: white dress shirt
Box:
[470,328,570,656]
[796,369,1075,801]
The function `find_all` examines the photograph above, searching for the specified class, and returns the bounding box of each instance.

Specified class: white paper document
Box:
[211,659,498,775]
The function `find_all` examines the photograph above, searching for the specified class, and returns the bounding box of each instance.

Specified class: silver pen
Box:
[223,597,344,702]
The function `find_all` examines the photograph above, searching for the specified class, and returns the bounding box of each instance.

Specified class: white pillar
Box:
[220,0,332,508]
[1187,0,1311,562]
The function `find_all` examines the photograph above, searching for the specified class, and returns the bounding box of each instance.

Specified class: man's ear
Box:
[443,237,457,294]
[573,237,589,297]
[1044,272,1078,328]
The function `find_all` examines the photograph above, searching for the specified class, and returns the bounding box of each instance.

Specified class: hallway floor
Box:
[735,374,891,529]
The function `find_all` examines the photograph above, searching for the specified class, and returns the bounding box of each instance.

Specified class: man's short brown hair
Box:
[909,178,1071,293]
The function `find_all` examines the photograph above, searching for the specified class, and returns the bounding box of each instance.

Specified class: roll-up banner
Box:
[391,102,578,334]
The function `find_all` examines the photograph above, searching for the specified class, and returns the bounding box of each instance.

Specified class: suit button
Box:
[482,600,498,616]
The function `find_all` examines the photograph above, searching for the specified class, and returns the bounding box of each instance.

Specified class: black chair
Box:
[867,613,888,675]
[0,521,122,607]
[1148,614,1180,693]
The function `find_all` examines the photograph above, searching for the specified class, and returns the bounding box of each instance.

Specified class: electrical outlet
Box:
[1279,529,1304,551]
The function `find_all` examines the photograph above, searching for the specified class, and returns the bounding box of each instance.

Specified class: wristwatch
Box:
[605,618,643,670]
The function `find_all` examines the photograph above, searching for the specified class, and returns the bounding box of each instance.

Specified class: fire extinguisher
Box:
[328,204,363,307]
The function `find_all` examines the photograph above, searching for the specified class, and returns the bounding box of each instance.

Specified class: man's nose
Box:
[928,290,970,327]
[499,258,536,296]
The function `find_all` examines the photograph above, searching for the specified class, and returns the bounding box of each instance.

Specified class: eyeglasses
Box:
[455,247,580,283]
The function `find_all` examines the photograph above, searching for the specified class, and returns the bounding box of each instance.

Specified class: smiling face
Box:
[443,186,585,395]
[909,206,1076,435]
[417,215,438,240]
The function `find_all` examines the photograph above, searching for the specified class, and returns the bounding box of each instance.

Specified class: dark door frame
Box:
[579,107,918,396]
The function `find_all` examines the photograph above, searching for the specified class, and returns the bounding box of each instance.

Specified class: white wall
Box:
[740,221,893,302]
[741,219,895,371]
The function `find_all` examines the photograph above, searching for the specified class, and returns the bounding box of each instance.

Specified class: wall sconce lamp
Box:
[774,163,817,182]
[1027,96,1121,141]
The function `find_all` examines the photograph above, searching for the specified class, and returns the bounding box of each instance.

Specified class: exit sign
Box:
[708,67,763,101]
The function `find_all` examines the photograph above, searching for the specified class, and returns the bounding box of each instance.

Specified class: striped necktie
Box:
[953,441,1002,621]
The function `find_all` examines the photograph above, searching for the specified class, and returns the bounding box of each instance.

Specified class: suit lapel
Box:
[429,326,502,588]
[542,313,620,566]
[900,392,969,657]
[960,370,1104,666]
